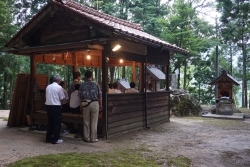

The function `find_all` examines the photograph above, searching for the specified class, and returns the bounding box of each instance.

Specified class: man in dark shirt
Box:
[78,71,102,142]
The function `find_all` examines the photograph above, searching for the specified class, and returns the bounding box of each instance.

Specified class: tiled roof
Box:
[63,0,188,54]
[6,0,188,55]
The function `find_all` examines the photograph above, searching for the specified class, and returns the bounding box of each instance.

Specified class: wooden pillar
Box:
[102,45,109,139]
[165,52,170,91]
[72,52,78,80]
[139,62,145,92]
[30,55,36,124]
[73,66,78,72]
[132,61,136,82]
[165,52,170,117]
[72,52,78,75]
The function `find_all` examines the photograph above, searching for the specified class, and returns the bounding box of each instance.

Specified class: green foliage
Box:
[168,155,192,167]
[170,94,201,116]
[216,0,250,107]
[130,0,167,36]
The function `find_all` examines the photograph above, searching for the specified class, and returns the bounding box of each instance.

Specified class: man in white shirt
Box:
[45,75,65,144]
[126,82,139,93]
[70,84,81,114]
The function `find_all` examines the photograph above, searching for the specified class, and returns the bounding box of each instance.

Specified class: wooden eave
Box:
[209,73,240,86]
[7,38,115,55]
[113,31,189,56]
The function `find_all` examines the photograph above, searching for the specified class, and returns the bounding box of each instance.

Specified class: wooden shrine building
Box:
[209,70,240,115]
[5,0,188,138]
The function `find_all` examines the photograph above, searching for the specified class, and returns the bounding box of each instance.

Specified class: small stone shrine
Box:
[209,70,240,115]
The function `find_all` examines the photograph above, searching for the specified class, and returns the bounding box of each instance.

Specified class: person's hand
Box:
[99,105,103,111]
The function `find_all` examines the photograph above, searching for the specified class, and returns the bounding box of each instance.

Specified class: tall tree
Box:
[0,0,30,109]
[216,0,250,107]
[160,0,217,91]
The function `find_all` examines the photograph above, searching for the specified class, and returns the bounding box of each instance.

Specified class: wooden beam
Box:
[8,39,108,54]
[111,51,144,62]
[111,39,147,55]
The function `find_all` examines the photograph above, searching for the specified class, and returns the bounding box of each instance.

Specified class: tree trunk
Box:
[198,83,201,103]
[109,67,115,83]
[229,43,233,74]
[3,71,8,109]
[122,66,125,78]
[215,45,219,99]
[177,64,180,89]
[242,44,247,108]
[183,58,187,89]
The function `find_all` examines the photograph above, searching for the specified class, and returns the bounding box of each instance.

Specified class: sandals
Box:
[28,125,47,131]
[28,125,38,131]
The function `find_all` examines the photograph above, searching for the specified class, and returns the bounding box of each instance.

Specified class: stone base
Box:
[202,113,245,120]
[216,103,234,115]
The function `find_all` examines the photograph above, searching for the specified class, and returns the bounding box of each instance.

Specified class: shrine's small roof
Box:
[117,79,130,89]
[147,66,165,80]
[209,70,240,86]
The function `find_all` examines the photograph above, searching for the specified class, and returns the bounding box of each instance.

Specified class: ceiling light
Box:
[119,59,123,63]
[112,44,121,51]
[86,50,91,60]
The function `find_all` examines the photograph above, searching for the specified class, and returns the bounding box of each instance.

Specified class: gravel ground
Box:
[1,110,250,167]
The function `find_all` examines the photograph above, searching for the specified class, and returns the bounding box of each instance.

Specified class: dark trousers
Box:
[70,106,80,114]
[62,103,69,113]
[46,105,61,143]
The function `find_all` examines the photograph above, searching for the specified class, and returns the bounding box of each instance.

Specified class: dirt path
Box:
[1,110,250,167]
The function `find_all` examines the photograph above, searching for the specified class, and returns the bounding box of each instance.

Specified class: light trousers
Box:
[82,101,99,142]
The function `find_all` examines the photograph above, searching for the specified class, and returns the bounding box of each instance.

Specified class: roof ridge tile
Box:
[65,0,143,31]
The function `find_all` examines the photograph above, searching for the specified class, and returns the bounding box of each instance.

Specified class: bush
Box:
[170,94,201,116]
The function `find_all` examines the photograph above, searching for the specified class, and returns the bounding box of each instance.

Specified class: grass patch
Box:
[167,155,191,167]
[0,117,8,121]
[221,151,237,159]
[8,149,158,167]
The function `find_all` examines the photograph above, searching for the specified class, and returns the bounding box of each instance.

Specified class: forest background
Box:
[0,0,249,110]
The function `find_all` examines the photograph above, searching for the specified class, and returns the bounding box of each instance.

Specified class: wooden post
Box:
[165,53,170,91]
[30,55,36,124]
[132,61,136,82]
[102,45,109,139]
[72,52,78,77]
[165,52,170,117]
[139,62,145,92]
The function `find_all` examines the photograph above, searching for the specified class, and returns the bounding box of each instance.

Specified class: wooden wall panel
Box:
[107,94,144,136]
[8,74,30,127]
[107,92,170,137]
[146,92,170,126]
